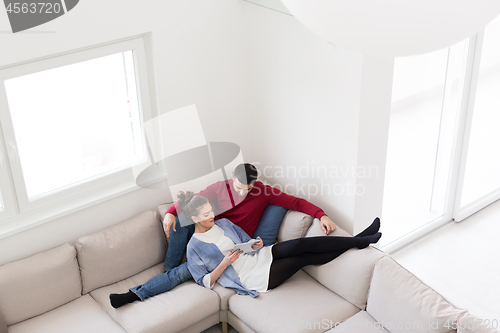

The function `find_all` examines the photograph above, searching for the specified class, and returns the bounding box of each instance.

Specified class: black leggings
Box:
[267,235,370,290]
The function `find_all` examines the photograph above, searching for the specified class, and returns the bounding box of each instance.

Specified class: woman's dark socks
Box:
[355,217,380,238]
[110,291,140,308]
[357,232,382,249]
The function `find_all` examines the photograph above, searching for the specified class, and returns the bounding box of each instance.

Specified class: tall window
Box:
[0,37,152,226]
[382,15,500,250]
[382,42,467,247]
[460,17,500,208]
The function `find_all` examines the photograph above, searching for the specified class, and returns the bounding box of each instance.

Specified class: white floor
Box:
[391,198,500,321]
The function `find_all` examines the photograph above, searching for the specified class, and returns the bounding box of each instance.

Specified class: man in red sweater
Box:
[164,163,336,240]
[110,163,337,308]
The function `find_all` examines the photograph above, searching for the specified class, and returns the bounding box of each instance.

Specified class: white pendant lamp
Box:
[280,0,500,56]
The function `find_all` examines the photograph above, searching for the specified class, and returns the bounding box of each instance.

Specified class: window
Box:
[0,36,153,231]
[382,40,468,248]
[382,15,500,250]
[460,17,500,208]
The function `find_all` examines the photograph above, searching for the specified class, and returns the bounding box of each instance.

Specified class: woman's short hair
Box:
[177,191,209,218]
[233,163,258,185]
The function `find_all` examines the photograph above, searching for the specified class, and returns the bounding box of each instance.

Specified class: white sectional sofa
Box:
[0,204,496,333]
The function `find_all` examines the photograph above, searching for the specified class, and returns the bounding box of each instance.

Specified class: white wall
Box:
[353,56,394,235]
[0,0,393,264]
[236,3,393,234]
[237,2,363,231]
[0,0,250,264]
[391,49,448,104]
[0,188,169,265]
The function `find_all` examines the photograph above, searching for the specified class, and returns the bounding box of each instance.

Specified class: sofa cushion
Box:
[303,219,386,309]
[7,295,126,333]
[328,310,390,332]
[228,270,359,333]
[303,246,386,310]
[228,311,258,333]
[182,313,220,333]
[0,243,81,326]
[253,205,288,245]
[90,263,220,333]
[277,210,314,242]
[367,256,466,333]
[75,210,166,294]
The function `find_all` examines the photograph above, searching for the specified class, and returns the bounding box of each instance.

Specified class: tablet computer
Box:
[233,239,259,253]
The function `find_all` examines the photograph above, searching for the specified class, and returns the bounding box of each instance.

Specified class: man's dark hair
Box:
[233,163,258,185]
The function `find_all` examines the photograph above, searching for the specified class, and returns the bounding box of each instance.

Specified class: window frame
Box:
[0,124,17,221]
[0,35,156,236]
[382,19,500,253]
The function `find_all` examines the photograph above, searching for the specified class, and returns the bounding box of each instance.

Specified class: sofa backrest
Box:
[0,243,81,326]
[75,210,166,294]
[367,256,466,333]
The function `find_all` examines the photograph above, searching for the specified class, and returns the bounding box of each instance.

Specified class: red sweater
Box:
[167,180,326,237]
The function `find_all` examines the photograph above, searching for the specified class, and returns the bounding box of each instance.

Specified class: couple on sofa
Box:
[110,163,382,308]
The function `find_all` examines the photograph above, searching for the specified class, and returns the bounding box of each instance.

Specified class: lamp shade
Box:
[280,0,500,56]
[132,105,247,227]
